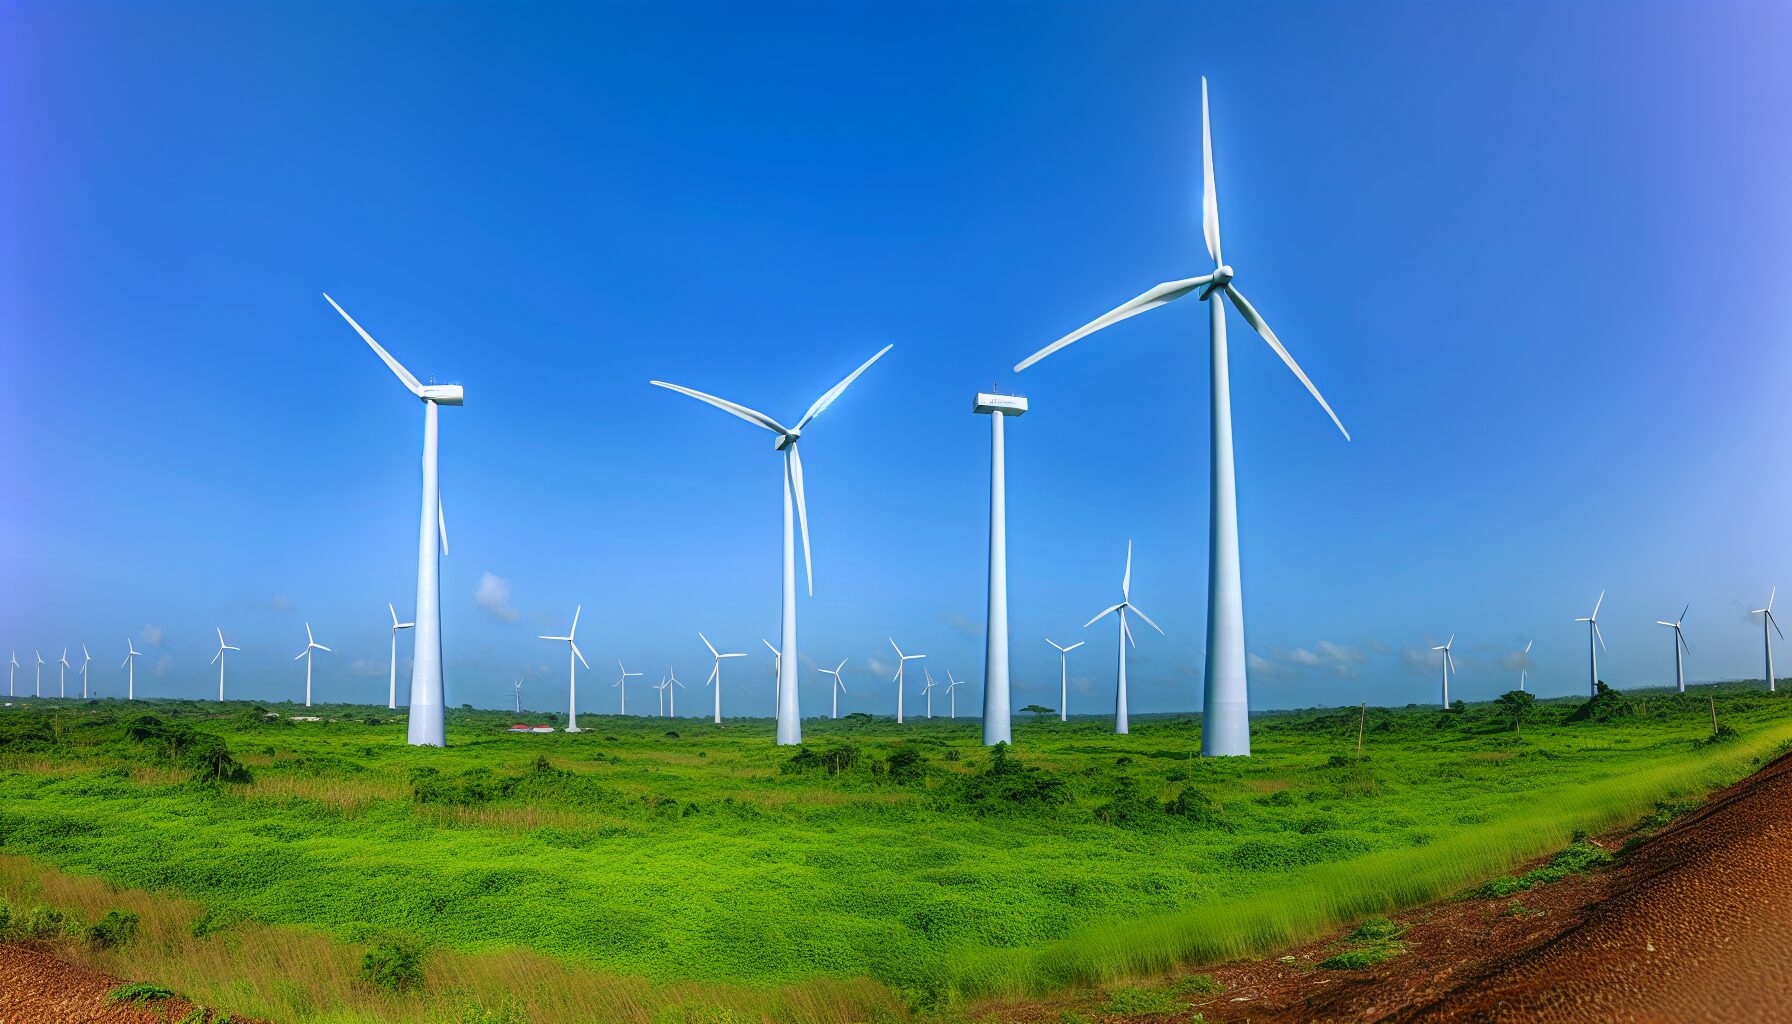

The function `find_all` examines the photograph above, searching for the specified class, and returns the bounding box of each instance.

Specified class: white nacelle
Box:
[973,393,1028,416]
[421,384,464,406]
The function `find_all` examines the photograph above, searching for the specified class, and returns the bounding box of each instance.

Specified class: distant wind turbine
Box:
[655,675,667,717]
[538,605,591,732]
[888,639,925,724]
[293,623,331,707]
[945,670,965,719]
[513,679,523,714]
[819,659,847,718]
[614,660,642,714]
[1574,591,1607,696]
[58,648,70,697]
[1518,639,1534,692]
[1753,588,1782,693]
[121,642,139,699]
[920,666,939,719]
[211,628,240,701]
[1014,78,1348,758]
[34,650,43,697]
[387,603,414,710]
[700,633,746,724]
[1654,607,1689,693]
[665,668,685,718]
[1431,634,1457,707]
[1085,541,1164,735]
[762,639,782,711]
[651,344,893,745]
[325,294,461,747]
[78,646,92,699]
[7,651,16,697]
[1046,638,1085,722]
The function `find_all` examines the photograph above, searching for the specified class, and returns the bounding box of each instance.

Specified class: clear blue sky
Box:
[4,1,1791,715]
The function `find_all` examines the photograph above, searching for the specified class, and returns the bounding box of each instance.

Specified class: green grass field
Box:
[1,684,1788,1023]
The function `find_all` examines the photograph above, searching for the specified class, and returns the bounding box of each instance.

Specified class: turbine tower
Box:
[614,660,642,714]
[1518,639,1534,691]
[513,679,523,714]
[1574,591,1607,696]
[57,648,70,697]
[293,622,331,707]
[920,666,938,719]
[820,659,847,718]
[538,605,590,732]
[1085,541,1164,735]
[121,642,139,699]
[387,603,414,710]
[945,670,965,719]
[1014,78,1349,758]
[325,294,461,747]
[974,390,1028,745]
[1655,608,1689,693]
[655,676,667,717]
[700,633,746,724]
[1753,588,1781,693]
[1045,638,1085,721]
[33,650,43,697]
[1431,635,1456,707]
[664,669,685,718]
[7,651,16,697]
[78,646,92,699]
[888,639,925,724]
[651,344,893,745]
[211,628,240,701]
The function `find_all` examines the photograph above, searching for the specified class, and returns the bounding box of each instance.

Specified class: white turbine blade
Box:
[1592,590,1605,618]
[763,639,780,656]
[1222,284,1349,440]
[316,643,332,653]
[720,652,746,659]
[1678,628,1690,654]
[225,645,240,651]
[1680,604,1690,624]
[1121,616,1136,648]
[1771,587,1779,613]
[1084,602,1125,628]
[889,637,904,658]
[210,649,222,666]
[794,344,894,433]
[438,498,449,556]
[1122,539,1133,599]
[1129,603,1167,636]
[1594,623,1607,653]
[649,381,786,434]
[1771,610,1786,642]
[217,627,225,646]
[1065,641,1085,652]
[706,664,719,687]
[1524,640,1534,654]
[834,658,847,675]
[323,293,425,397]
[1201,76,1222,265]
[572,643,590,669]
[788,445,814,596]
[569,605,581,638]
[390,602,400,627]
[1013,277,1214,373]
[294,649,307,661]
[538,634,570,642]
[1447,650,1457,674]
[1656,621,1676,628]
[306,622,315,643]
[1046,638,1066,653]
[699,632,719,657]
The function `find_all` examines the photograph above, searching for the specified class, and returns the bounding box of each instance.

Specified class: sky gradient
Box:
[4,1,1792,717]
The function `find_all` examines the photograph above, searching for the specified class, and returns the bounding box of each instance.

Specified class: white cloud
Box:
[474,572,519,623]
[141,625,164,648]
[348,657,388,678]
[153,654,174,677]
[939,610,982,638]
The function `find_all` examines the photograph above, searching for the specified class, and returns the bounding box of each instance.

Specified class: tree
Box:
[1496,689,1536,734]
[1020,704,1056,716]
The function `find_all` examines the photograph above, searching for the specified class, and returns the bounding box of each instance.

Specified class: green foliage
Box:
[20,905,69,939]
[1475,837,1614,898]
[1172,973,1222,995]
[1566,681,1629,723]
[455,999,532,1024]
[1700,723,1741,746]
[107,981,176,1003]
[1496,690,1537,732]
[85,908,141,949]
[1020,704,1056,715]
[361,934,427,992]
[1317,916,1408,969]
[1098,987,1184,1014]
[934,742,1068,814]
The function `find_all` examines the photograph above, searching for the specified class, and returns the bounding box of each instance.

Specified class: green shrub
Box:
[1345,916,1406,942]
[360,934,426,992]
[107,981,176,1003]
[85,908,140,949]
[1172,973,1222,995]
[1099,987,1184,1014]
[20,905,68,939]
[933,743,1068,813]
[1318,947,1398,969]
[1476,838,1613,898]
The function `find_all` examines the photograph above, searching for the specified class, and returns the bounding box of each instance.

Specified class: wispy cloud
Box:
[474,572,519,623]
[939,610,982,638]
[141,625,164,648]
[152,654,174,677]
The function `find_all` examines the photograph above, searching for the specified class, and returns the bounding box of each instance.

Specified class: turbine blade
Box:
[706,664,719,687]
[390,602,400,627]
[794,344,894,433]
[1085,602,1124,628]
[438,498,448,556]
[1594,623,1607,653]
[1201,76,1222,265]
[1013,277,1214,373]
[763,639,780,656]
[1223,284,1349,440]
[1122,539,1133,598]
[889,637,903,658]
[1122,616,1136,648]
[699,632,719,657]
[1129,603,1167,636]
[572,643,590,669]
[788,445,814,596]
[210,649,222,665]
[1592,590,1605,618]
[316,644,332,653]
[323,294,425,397]
[1772,610,1785,642]
[1065,641,1085,651]
[649,381,786,434]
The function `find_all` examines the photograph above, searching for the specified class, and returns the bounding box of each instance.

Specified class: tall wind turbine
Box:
[538,605,591,732]
[700,633,746,724]
[121,642,139,699]
[1753,588,1781,693]
[293,623,331,707]
[8,651,16,697]
[78,646,92,699]
[1574,591,1607,696]
[1014,79,1348,758]
[614,659,642,714]
[325,294,461,747]
[888,639,925,724]
[1518,639,1534,691]
[920,666,939,719]
[975,391,1028,745]
[1431,635,1456,707]
[665,669,685,718]
[1085,541,1165,735]
[387,603,414,710]
[33,650,43,697]
[211,628,240,701]
[58,648,70,697]
[1045,638,1085,722]
[513,679,523,714]
[651,344,893,745]
[1655,607,1689,693]
[820,659,847,718]
[945,670,965,719]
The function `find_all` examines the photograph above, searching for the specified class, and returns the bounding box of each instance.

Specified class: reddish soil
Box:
[0,942,217,1022]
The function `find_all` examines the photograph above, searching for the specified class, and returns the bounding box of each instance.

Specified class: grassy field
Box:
[1,683,1788,1023]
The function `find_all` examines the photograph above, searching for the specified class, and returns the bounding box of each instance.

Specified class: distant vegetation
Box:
[0,684,1788,1023]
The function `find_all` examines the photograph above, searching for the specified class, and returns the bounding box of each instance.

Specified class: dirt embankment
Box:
[0,941,225,1023]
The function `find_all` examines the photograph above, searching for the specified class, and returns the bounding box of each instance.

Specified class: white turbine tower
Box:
[1753,588,1781,693]
[513,679,523,714]
[387,603,414,710]
[8,651,16,697]
[762,639,782,711]
[1431,635,1456,707]
[121,642,139,699]
[655,675,667,717]
[651,344,893,745]
[920,666,939,719]
[33,650,44,697]
[78,646,92,699]
[538,605,591,732]
[293,623,331,707]
[1045,638,1085,722]
[700,633,746,724]
[325,294,461,747]
[974,391,1028,746]
[58,648,70,697]
[1015,79,1348,758]
[888,639,925,724]
[1085,541,1165,735]
[211,628,240,701]
[820,659,847,718]
[614,660,642,714]
[1654,608,1689,693]
[945,670,965,719]
[1574,591,1607,696]
[665,669,685,718]
[1518,639,1534,691]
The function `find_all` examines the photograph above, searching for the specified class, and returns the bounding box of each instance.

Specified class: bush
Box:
[108,982,176,1003]
[1173,973,1222,995]
[1476,838,1613,898]
[886,747,927,784]
[360,935,426,992]
[933,743,1069,814]
[1099,987,1184,1014]
[20,906,68,939]
[85,908,140,949]
[1094,776,1166,829]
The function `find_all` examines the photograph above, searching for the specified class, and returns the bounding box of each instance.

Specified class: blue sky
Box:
[4,1,1791,716]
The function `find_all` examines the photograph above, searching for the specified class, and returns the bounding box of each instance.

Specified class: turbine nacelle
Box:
[772,431,800,451]
[421,384,465,406]
[1199,265,1236,298]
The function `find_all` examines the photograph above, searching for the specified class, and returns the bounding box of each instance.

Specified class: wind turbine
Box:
[888,639,925,724]
[33,650,43,697]
[1574,591,1607,696]
[1014,79,1348,758]
[1045,638,1085,722]
[1431,635,1457,708]
[1753,588,1782,693]
[538,605,590,732]
[58,648,70,697]
[651,344,893,745]
[819,659,847,718]
[614,659,642,714]
[211,628,240,701]
[387,603,414,710]
[1085,541,1165,735]
[700,633,746,724]
[1518,639,1534,691]
[293,623,331,707]
[975,390,1028,745]
[665,668,685,718]
[7,651,16,697]
[121,642,139,699]
[513,679,523,714]
[655,675,668,717]
[762,638,782,711]
[920,666,938,719]
[325,294,461,747]
[78,646,92,699]
[945,670,965,719]
[1654,608,1689,693]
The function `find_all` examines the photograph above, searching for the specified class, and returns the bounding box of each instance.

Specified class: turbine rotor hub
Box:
[1211,265,1235,287]
[774,431,800,450]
